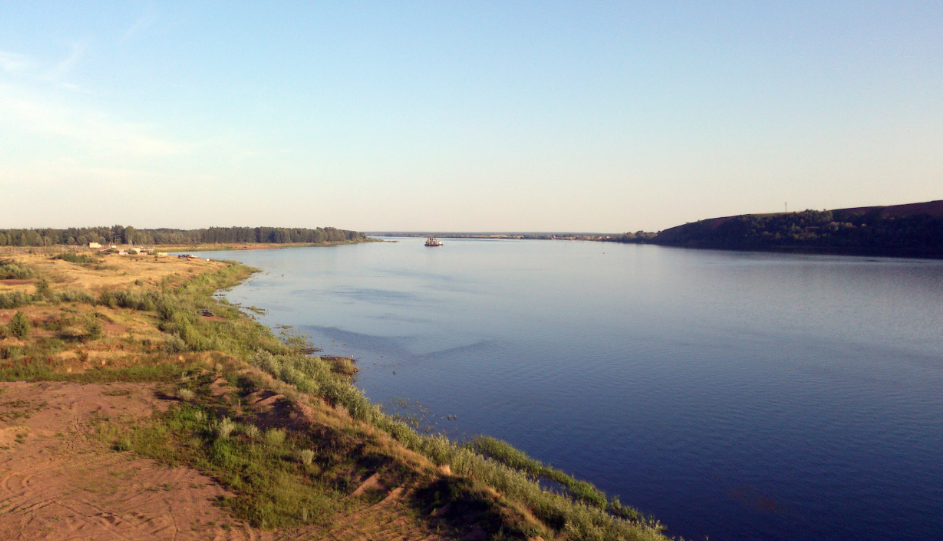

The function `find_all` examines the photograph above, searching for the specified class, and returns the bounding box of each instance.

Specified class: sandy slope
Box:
[0,382,458,541]
[0,381,269,541]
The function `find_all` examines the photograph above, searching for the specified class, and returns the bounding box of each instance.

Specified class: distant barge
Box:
[425,237,443,247]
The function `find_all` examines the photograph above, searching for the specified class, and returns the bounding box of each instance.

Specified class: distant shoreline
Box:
[0,238,378,256]
[162,238,381,252]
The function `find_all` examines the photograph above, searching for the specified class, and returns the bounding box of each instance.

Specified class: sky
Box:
[1,2,941,232]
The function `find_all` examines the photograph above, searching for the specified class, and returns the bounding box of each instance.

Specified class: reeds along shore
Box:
[0,252,671,541]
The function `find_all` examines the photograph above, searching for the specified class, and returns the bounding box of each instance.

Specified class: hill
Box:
[646,200,943,258]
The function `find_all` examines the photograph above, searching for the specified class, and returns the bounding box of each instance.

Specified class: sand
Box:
[0,381,268,541]
[0,382,454,540]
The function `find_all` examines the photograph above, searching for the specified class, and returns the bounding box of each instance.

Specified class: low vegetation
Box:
[51,252,101,266]
[0,251,670,540]
[0,259,34,279]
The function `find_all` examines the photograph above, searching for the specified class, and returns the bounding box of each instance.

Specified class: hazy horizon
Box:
[2,3,941,232]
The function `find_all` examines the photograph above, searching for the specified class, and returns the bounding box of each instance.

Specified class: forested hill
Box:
[648,200,943,258]
[0,226,367,247]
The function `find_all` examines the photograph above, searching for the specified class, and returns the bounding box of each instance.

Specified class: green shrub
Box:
[242,424,261,440]
[84,316,104,340]
[0,291,32,309]
[164,335,188,354]
[53,289,96,304]
[608,497,639,521]
[113,438,132,452]
[98,289,116,308]
[297,449,315,465]
[0,260,34,280]
[34,277,50,298]
[215,417,238,439]
[113,289,157,311]
[52,253,98,266]
[7,311,30,339]
[156,295,178,320]
[264,428,285,447]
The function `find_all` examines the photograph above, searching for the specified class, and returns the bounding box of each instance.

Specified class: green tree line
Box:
[0,225,367,247]
[651,209,943,258]
[602,231,657,244]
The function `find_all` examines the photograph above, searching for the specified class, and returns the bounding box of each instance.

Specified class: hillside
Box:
[647,200,943,258]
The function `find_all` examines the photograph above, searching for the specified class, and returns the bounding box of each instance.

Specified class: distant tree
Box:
[111,225,125,245]
[26,231,43,246]
[7,311,30,339]
[34,277,50,298]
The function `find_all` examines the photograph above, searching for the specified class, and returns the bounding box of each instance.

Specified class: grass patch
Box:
[0,356,196,384]
[99,376,345,529]
[51,253,101,266]
[0,399,47,422]
[468,436,614,511]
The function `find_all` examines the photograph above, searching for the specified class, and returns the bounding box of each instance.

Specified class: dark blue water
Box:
[194,239,943,541]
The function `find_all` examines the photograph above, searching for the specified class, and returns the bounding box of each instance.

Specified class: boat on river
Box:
[425,237,443,247]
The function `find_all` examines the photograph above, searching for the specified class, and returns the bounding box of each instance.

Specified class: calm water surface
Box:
[195,239,943,541]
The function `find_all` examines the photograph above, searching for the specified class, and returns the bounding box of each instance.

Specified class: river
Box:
[191,238,943,541]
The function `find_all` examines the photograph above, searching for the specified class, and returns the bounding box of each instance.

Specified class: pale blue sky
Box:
[1,2,941,231]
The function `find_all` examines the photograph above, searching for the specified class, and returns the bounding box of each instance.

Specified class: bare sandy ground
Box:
[0,382,451,541]
[0,381,268,541]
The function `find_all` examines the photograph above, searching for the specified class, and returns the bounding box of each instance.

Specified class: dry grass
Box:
[0,251,222,295]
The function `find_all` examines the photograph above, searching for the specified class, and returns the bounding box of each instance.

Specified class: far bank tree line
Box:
[0,226,367,247]
[607,209,943,258]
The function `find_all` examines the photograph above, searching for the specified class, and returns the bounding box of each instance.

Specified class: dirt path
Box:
[0,381,268,541]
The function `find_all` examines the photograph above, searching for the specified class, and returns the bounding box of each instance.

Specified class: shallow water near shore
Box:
[193,239,943,541]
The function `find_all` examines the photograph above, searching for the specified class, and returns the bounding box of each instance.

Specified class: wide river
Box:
[193,239,943,541]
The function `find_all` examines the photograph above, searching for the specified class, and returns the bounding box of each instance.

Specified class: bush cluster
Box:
[0,291,32,309]
[0,260,34,279]
[51,253,99,266]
